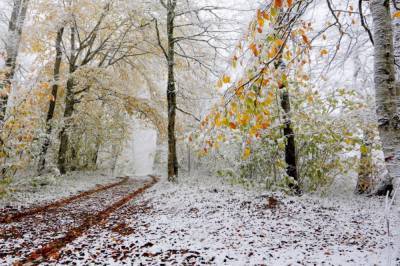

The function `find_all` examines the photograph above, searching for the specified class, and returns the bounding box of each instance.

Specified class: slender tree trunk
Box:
[392,0,400,82]
[58,27,76,174]
[166,0,178,181]
[0,0,29,179]
[370,0,398,196]
[352,51,375,193]
[356,129,374,193]
[1,0,29,121]
[280,88,301,194]
[92,142,100,167]
[37,27,64,174]
[57,77,75,174]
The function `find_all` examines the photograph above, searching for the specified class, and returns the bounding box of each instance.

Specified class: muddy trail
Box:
[0,175,158,265]
[0,176,129,224]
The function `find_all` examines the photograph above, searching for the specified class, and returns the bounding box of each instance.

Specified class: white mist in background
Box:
[132,127,157,176]
[115,119,157,177]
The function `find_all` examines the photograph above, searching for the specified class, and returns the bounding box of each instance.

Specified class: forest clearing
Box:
[0,0,400,265]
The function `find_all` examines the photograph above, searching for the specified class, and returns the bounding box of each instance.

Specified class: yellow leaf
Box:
[216,79,223,89]
[264,93,274,105]
[243,147,251,159]
[31,41,43,53]
[215,113,222,127]
[222,117,229,126]
[41,82,50,89]
[344,138,353,145]
[249,126,257,135]
[223,75,231,84]
[394,11,400,18]
[239,113,250,126]
[320,49,328,56]
[275,39,284,47]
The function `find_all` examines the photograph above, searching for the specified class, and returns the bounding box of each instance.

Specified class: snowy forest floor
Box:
[0,172,399,265]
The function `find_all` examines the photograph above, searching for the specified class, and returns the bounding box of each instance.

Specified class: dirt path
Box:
[0,176,129,224]
[0,175,158,265]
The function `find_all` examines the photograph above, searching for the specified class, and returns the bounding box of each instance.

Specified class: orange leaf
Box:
[274,0,283,8]
[249,43,259,56]
[229,122,237,129]
[261,120,271,129]
[287,0,293,7]
[302,34,310,46]
[275,39,284,47]
[258,17,264,27]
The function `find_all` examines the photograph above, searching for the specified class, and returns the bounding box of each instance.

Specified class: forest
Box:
[0,0,399,265]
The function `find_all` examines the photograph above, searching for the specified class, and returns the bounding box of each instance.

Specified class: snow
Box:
[54,173,400,265]
[0,170,119,209]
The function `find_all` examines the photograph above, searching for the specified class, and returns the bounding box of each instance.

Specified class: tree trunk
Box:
[166,0,178,181]
[57,77,75,174]
[352,51,375,193]
[370,0,399,196]
[356,129,374,193]
[0,0,29,179]
[280,88,301,194]
[58,27,76,174]
[1,0,29,121]
[393,0,400,82]
[38,27,64,174]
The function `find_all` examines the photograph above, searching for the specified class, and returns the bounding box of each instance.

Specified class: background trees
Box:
[151,0,249,181]
[0,0,398,198]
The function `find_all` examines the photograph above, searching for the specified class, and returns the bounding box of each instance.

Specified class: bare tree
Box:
[153,0,240,181]
[37,27,64,174]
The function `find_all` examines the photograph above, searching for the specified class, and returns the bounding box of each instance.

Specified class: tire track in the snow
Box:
[17,175,159,265]
[0,176,148,262]
[0,176,129,224]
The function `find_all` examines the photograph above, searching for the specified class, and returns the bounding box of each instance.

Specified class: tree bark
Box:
[166,0,178,181]
[57,27,76,174]
[392,0,400,81]
[38,27,64,174]
[370,0,399,196]
[57,77,75,174]
[1,0,29,121]
[280,88,301,194]
[0,0,29,179]
[356,129,374,193]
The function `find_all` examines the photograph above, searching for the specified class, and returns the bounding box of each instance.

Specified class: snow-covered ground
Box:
[0,123,157,209]
[0,170,119,209]
[54,173,400,266]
